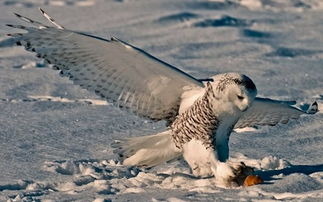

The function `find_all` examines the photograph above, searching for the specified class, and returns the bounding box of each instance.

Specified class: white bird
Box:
[7,9,318,187]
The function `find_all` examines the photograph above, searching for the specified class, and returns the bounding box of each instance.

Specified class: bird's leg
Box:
[182,139,253,186]
[211,128,253,186]
[182,140,215,178]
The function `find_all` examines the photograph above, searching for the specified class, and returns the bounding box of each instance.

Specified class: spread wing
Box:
[235,97,318,128]
[7,10,204,121]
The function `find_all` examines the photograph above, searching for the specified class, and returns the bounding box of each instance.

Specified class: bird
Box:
[6,9,318,187]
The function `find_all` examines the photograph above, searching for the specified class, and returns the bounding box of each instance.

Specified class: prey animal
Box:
[6,9,318,187]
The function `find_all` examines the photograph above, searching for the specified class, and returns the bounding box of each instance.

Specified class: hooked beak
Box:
[241,106,249,112]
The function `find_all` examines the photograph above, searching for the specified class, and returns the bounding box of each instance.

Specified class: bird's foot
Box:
[214,161,254,187]
[191,163,213,178]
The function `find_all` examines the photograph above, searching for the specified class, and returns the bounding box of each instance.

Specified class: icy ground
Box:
[0,0,323,201]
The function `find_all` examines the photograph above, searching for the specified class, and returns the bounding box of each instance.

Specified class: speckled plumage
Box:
[171,82,219,149]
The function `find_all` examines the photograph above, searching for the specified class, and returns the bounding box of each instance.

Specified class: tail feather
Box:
[112,130,182,168]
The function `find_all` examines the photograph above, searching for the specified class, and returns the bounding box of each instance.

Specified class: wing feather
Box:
[7,11,204,121]
[235,97,318,128]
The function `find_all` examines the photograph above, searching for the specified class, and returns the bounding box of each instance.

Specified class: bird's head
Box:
[209,73,257,112]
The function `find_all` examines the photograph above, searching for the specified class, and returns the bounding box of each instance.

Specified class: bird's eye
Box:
[237,95,244,100]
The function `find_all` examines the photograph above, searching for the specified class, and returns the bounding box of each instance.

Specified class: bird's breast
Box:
[171,90,220,149]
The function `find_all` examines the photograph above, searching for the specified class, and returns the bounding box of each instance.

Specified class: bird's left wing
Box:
[235,97,318,128]
[6,9,204,122]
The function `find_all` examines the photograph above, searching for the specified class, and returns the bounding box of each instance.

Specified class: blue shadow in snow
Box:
[242,29,272,38]
[185,1,237,10]
[157,12,199,23]
[194,15,252,27]
[265,47,323,58]
[255,164,323,181]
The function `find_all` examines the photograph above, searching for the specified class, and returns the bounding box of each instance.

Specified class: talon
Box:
[216,161,256,187]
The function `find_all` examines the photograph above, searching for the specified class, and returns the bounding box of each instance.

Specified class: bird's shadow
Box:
[156,163,323,185]
[254,164,323,182]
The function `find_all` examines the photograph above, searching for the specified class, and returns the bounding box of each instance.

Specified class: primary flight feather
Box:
[7,9,318,187]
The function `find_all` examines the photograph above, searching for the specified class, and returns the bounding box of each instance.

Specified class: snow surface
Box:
[0,0,323,201]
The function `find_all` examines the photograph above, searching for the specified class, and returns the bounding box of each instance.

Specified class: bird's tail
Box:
[112,130,182,168]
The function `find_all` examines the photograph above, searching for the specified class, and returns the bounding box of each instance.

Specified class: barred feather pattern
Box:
[171,82,219,149]
[6,10,205,123]
[7,27,189,122]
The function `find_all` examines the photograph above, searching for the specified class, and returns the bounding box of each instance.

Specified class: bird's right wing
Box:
[235,97,318,128]
[7,10,204,121]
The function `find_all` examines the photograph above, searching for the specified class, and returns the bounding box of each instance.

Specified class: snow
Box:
[0,0,322,201]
